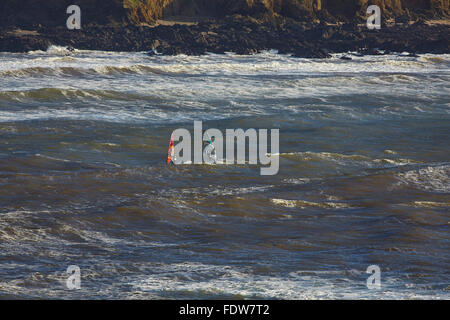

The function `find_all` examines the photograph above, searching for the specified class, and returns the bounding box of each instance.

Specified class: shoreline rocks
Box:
[1,16,449,57]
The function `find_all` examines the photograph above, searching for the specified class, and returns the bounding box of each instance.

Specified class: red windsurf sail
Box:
[167,135,175,165]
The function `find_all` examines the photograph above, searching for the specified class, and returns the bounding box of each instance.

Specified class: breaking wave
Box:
[395,165,450,193]
[0,88,159,102]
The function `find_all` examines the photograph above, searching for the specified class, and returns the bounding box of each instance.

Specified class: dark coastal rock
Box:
[358,48,384,56]
[1,14,449,58]
[292,47,332,59]
[0,0,128,28]
[0,32,51,52]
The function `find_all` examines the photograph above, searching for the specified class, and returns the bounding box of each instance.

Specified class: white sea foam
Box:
[271,198,354,209]
[130,262,449,300]
[0,51,448,123]
[395,165,450,193]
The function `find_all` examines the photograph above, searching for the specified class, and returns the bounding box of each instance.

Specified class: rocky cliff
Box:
[0,0,127,28]
[0,0,448,28]
[138,0,449,21]
[1,1,449,55]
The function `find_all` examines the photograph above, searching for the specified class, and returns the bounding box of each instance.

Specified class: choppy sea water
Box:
[0,47,449,299]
